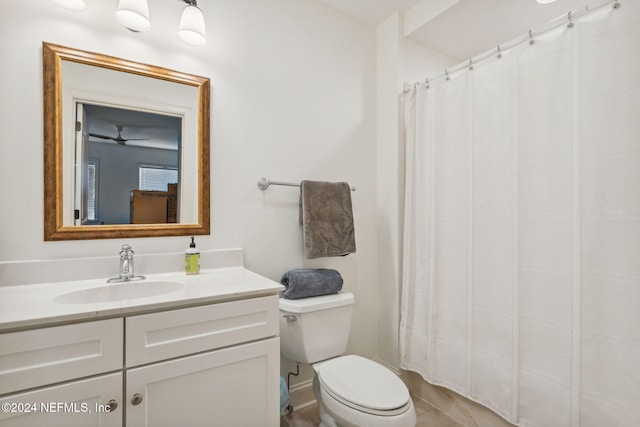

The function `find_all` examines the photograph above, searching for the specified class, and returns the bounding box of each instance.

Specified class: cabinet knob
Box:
[106,399,118,412]
[131,393,143,406]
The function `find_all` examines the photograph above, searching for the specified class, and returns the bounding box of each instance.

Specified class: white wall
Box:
[0,0,377,387]
[400,38,456,86]
[375,13,456,370]
[376,12,403,371]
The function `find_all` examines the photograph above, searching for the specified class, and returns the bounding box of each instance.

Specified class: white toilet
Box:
[279,292,416,427]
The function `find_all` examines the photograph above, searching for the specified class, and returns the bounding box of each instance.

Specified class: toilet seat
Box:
[314,355,411,416]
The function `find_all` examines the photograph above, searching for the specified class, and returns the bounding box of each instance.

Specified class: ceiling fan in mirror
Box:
[89,125,149,146]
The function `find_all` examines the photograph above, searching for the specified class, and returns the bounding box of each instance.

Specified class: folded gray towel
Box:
[281,269,343,299]
[300,180,356,259]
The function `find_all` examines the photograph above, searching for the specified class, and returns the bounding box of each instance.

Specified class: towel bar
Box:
[257,178,356,191]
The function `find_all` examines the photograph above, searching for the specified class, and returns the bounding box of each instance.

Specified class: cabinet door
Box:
[0,318,123,395]
[0,372,122,427]
[126,295,278,367]
[126,338,279,427]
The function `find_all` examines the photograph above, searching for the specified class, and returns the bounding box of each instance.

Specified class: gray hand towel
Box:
[281,269,344,299]
[300,180,356,259]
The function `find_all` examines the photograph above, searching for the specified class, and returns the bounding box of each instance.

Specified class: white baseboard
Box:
[288,379,316,412]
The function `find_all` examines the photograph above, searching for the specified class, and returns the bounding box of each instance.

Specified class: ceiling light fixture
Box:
[178,0,207,46]
[115,0,151,32]
[536,0,558,4]
[52,0,207,46]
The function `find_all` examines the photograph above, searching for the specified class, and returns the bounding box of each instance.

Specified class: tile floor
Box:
[280,395,464,427]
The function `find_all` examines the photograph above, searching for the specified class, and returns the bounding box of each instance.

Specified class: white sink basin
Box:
[54,281,185,304]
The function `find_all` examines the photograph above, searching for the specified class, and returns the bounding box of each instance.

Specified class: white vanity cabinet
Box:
[124,295,280,427]
[126,339,279,426]
[0,294,281,427]
[0,319,124,427]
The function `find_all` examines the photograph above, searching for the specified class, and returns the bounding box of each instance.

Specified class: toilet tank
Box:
[279,292,354,364]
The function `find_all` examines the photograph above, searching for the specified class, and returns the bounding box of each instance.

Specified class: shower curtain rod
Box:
[408,0,619,91]
[257,178,356,191]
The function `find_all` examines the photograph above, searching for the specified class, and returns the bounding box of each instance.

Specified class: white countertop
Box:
[0,267,284,332]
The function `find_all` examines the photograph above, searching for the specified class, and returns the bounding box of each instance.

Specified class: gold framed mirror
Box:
[43,42,210,240]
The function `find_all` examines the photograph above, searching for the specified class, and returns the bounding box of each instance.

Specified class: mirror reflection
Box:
[77,104,181,225]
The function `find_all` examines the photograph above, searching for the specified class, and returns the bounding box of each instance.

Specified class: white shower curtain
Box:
[400,2,639,427]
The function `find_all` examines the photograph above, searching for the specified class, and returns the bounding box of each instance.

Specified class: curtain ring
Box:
[445,69,450,81]
[567,11,574,28]
[425,77,430,89]
[468,59,474,71]
[613,1,620,9]
[529,29,535,45]
[497,45,502,59]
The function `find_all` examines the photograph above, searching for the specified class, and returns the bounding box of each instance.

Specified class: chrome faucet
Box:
[107,244,145,283]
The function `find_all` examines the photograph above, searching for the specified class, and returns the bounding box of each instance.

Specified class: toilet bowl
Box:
[279,293,416,427]
[312,355,416,427]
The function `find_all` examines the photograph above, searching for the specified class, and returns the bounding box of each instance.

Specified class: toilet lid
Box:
[316,355,410,413]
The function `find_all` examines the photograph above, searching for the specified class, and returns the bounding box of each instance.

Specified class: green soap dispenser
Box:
[185,236,200,275]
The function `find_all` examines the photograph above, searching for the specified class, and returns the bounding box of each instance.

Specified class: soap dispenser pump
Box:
[185,236,200,275]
